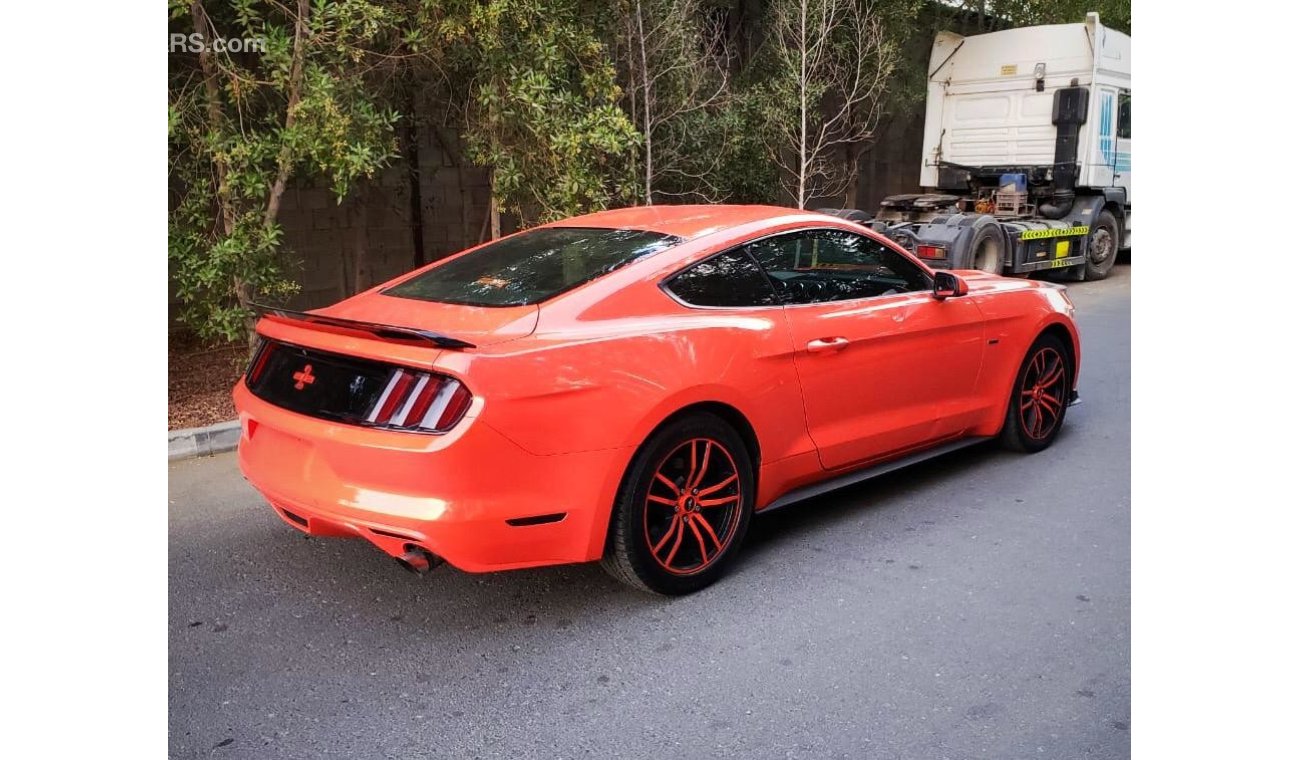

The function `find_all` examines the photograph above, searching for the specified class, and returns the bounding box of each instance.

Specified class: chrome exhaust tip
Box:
[395,545,442,575]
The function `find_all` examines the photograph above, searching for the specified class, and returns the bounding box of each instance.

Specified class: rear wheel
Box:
[970,224,1005,273]
[602,413,754,595]
[999,334,1072,453]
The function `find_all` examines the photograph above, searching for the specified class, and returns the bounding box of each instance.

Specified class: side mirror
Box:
[932,271,969,300]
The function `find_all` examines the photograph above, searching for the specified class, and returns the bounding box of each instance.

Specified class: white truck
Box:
[831,12,1130,280]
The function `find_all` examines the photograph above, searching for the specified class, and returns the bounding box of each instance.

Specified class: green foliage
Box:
[168,0,400,342]
[441,0,642,222]
[702,86,784,204]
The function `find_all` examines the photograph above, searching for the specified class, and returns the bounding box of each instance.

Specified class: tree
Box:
[168,0,401,344]
[759,0,899,208]
[954,1,1129,35]
[439,0,642,226]
[619,0,731,203]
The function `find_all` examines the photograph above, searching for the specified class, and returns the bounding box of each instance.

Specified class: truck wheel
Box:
[1083,210,1119,281]
[961,223,1004,274]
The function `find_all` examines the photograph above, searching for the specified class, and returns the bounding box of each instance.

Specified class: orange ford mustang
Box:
[234,205,1079,594]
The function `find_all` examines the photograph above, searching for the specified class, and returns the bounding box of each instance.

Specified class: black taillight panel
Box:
[245,339,471,433]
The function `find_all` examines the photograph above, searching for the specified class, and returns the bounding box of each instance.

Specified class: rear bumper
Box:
[233,381,630,572]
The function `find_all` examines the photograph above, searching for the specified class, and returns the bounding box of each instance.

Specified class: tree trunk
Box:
[402,95,426,269]
[489,168,501,239]
[263,0,309,229]
[797,0,808,209]
[844,143,859,208]
[636,0,654,204]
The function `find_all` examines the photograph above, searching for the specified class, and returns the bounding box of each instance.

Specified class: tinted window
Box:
[746,230,930,304]
[1117,89,1131,139]
[666,250,779,307]
[384,227,681,307]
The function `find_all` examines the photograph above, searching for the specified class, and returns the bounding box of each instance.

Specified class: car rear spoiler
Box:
[251,303,477,350]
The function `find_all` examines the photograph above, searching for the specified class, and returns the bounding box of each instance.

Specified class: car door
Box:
[745,229,986,471]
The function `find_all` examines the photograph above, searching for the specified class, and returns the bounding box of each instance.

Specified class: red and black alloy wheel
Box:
[1019,346,1068,440]
[643,438,744,576]
[1001,333,1072,453]
[603,414,754,594]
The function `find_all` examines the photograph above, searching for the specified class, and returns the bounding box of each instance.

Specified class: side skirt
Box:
[759,436,993,513]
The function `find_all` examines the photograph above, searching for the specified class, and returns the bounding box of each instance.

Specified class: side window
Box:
[665,249,780,307]
[746,230,930,305]
[1117,89,1131,139]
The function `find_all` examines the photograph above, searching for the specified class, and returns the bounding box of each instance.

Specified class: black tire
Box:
[957,223,1005,274]
[601,413,755,595]
[1083,210,1119,281]
[999,333,1072,453]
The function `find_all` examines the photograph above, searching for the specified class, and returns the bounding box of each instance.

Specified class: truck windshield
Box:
[383,227,681,307]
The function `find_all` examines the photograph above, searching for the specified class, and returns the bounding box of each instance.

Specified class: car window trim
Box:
[658,226,934,311]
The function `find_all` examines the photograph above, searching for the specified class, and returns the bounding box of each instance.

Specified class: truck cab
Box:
[853,13,1131,281]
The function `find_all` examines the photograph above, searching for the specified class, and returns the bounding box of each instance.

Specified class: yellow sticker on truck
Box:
[1020,225,1090,241]
[1054,240,1070,259]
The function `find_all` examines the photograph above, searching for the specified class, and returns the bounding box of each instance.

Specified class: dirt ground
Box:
[168,337,246,429]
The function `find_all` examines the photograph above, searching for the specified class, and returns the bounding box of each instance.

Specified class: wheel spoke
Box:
[647,494,677,507]
[689,441,713,490]
[1025,406,1041,438]
[1040,393,1062,411]
[654,472,680,495]
[661,518,686,567]
[690,512,723,551]
[652,515,681,554]
[697,473,737,497]
[699,494,739,508]
[1040,364,1064,389]
[685,516,711,565]
[684,441,700,490]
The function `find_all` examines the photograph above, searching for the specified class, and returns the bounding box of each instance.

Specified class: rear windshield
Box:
[384,227,681,307]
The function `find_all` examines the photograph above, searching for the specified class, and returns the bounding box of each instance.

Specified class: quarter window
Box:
[665,250,780,307]
[745,230,930,305]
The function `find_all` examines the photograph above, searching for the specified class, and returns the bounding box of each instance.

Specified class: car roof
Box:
[542,205,822,241]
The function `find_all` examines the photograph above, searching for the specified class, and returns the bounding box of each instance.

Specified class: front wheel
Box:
[999,334,1072,453]
[602,413,754,595]
[1083,210,1120,281]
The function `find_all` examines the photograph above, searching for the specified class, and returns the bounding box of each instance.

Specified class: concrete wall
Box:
[276,128,494,311]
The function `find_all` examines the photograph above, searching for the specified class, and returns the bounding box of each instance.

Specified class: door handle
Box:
[806,337,849,353]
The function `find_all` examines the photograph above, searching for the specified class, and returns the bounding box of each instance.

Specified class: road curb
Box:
[169,420,240,461]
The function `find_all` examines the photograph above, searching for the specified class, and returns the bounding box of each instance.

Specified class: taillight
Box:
[366,368,473,433]
[916,244,946,260]
[247,338,274,383]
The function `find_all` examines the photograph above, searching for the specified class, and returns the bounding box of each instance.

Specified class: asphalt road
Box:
[169,264,1131,760]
